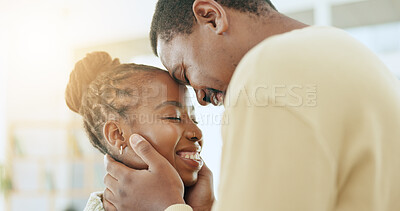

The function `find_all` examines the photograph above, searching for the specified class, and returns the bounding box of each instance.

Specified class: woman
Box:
[65,52,205,210]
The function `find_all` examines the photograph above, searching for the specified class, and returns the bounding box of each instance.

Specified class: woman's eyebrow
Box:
[155,101,183,110]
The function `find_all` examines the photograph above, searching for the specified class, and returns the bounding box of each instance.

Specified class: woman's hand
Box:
[103,134,186,211]
[184,162,215,211]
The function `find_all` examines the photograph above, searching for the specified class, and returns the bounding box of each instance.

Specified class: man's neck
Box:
[249,12,309,50]
[226,10,310,80]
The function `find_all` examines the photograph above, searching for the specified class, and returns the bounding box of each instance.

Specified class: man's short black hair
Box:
[150,0,277,56]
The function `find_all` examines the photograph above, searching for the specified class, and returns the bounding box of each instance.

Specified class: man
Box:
[103,0,400,210]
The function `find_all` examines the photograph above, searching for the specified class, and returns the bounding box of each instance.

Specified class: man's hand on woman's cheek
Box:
[103,134,185,211]
[185,163,215,211]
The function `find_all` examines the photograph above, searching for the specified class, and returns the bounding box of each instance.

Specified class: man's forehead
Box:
[157,36,187,71]
[157,39,174,66]
[156,38,166,61]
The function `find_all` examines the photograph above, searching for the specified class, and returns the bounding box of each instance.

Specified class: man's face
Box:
[158,30,238,106]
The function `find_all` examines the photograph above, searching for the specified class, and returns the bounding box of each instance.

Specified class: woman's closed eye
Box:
[161,116,198,124]
[162,116,182,123]
[191,118,199,125]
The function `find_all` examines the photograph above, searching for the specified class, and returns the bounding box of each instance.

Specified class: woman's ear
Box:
[103,121,125,149]
[193,0,229,35]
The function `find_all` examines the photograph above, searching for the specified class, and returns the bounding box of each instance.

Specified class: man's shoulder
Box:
[227,25,397,109]
[233,25,390,85]
[230,26,362,89]
[254,26,353,54]
[244,26,364,69]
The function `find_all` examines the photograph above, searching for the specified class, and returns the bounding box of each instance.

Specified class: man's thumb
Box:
[129,134,145,148]
[129,134,164,169]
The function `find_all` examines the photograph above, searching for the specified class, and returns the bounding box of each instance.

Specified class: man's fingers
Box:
[103,196,117,211]
[129,134,168,170]
[104,188,117,205]
[198,161,213,177]
[103,174,119,194]
[104,154,132,180]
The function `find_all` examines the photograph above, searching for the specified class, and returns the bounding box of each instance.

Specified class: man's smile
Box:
[206,89,225,106]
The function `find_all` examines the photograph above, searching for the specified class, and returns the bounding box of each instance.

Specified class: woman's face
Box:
[118,72,203,187]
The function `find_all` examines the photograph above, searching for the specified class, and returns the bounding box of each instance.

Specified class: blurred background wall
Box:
[0,0,399,210]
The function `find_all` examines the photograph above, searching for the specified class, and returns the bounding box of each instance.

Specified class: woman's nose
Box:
[185,128,203,142]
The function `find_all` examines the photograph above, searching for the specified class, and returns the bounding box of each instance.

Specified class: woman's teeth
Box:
[178,152,200,161]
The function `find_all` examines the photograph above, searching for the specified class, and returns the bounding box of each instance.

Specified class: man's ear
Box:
[193,0,229,35]
[103,121,125,147]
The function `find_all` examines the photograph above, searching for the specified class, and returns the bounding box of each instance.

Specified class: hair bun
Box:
[65,51,120,113]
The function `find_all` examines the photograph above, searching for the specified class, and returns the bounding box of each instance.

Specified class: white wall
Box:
[0,29,7,164]
[274,0,367,13]
[346,22,400,77]
[0,29,7,211]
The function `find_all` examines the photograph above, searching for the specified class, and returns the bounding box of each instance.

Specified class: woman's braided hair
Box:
[65,52,163,154]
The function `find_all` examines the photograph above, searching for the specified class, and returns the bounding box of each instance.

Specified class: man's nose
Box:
[196,89,210,106]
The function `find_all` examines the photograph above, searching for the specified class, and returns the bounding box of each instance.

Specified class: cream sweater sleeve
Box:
[84,191,105,211]
[165,204,193,211]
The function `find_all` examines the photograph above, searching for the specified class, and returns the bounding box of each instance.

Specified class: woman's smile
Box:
[176,146,203,170]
